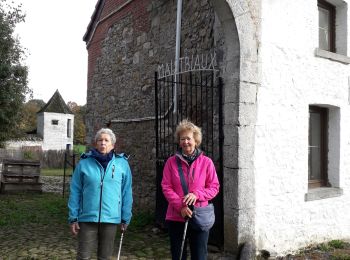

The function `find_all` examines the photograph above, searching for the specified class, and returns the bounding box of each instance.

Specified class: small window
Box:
[318,0,336,52]
[67,119,72,138]
[308,106,328,188]
[52,120,59,125]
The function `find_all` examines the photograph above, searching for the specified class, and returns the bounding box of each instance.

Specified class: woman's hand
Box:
[183,192,197,206]
[120,223,128,232]
[70,222,80,236]
[180,206,193,218]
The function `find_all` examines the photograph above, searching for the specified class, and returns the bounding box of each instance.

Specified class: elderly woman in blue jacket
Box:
[68,128,133,260]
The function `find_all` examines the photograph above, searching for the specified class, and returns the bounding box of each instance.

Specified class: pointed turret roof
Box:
[37,90,73,114]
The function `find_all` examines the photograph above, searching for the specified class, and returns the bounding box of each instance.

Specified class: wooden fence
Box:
[0,148,76,168]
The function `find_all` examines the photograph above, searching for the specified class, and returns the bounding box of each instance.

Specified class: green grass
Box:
[0,193,67,226]
[329,240,346,249]
[318,242,331,252]
[128,211,154,231]
[74,145,86,154]
[295,240,350,259]
[317,240,347,252]
[0,193,154,231]
[331,254,350,260]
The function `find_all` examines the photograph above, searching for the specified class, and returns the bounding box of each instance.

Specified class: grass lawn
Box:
[73,144,86,154]
[0,193,153,231]
[0,193,67,226]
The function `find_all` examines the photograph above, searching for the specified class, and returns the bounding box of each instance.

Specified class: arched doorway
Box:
[211,0,259,256]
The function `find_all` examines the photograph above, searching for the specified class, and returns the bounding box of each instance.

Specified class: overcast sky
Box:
[12,0,97,106]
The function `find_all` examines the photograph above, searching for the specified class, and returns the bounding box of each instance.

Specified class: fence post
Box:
[63,151,67,198]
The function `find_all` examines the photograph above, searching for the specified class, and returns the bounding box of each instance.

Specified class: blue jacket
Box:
[68,152,133,224]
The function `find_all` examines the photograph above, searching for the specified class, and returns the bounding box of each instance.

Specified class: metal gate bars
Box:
[154,70,224,246]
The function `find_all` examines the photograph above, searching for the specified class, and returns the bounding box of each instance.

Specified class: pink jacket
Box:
[161,152,220,222]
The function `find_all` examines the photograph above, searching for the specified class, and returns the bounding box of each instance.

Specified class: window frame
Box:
[67,119,72,138]
[318,0,336,53]
[308,106,329,188]
[51,120,59,125]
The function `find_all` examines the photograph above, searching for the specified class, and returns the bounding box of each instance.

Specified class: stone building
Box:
[83,0,350,257]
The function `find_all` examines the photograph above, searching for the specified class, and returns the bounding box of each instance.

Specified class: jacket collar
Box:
[176,148,203,165]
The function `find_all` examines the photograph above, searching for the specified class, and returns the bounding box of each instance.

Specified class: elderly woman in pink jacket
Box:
[161,119,220,260]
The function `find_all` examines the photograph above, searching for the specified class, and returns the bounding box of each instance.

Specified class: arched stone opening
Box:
[211,0,260,256]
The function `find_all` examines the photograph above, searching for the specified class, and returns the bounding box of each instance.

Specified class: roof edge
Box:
[83,0,105,43]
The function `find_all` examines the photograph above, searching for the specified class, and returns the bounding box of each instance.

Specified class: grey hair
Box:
[94,128,116,145]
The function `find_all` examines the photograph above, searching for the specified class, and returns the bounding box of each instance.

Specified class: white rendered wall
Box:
[37,113,44,138]
[255,0,350,255]
[40,112,74,151]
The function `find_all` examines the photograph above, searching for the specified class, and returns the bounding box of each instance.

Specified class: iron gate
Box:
[154,70,224,246]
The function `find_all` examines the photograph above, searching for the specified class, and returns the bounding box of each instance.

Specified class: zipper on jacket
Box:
[180,160,194,186]
[98,180,103,223]
[97,160,117,223]
[97,162,109,224]
[191,168,195,183]
[182,158,195,183]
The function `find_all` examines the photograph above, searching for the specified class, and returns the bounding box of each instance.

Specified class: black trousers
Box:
[167,220,210,260]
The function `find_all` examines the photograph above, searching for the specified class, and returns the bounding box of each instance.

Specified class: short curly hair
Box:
[174,119,202,147]
[94,128,116,145]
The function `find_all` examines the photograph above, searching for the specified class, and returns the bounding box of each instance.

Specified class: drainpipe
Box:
[173,0,182,114]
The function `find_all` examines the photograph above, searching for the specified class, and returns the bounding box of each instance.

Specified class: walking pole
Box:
[117,230,124,260]
[179,218,189,260]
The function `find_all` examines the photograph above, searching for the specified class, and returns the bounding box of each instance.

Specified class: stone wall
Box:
[5,140,43,150]
[85,0,224,211]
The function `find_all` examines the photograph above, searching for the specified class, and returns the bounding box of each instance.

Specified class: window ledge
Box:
[305,187,343,201]
[315,48,350,64]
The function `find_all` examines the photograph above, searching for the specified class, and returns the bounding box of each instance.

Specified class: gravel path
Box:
[41,176,68,194]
